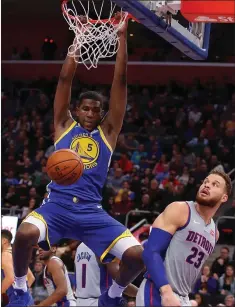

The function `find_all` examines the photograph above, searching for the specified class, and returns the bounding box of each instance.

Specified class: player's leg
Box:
[72,207,144,306]
[6,221,41,307]
[7,200,72,307]
[108,236,144,285]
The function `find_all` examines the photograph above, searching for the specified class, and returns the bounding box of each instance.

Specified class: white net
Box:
[62,0,129,70]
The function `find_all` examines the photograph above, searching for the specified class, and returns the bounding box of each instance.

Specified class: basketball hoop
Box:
[61,0,133,70]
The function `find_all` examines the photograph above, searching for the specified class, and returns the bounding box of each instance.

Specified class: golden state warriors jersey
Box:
[47,121,112,203]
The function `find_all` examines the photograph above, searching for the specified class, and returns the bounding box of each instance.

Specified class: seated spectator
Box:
[159,170,180,192]
[148,179,164,207]
[28,187,41,206]
[115,181,135,203]
[111,191,134,221]
[119,153,133,173]
[106,168,128,194]
[182,147,196,168]
[193,163,208,187]
[178,165,190,186]
[212,247,231,278]
[3,186,18,208]
[203,119,217,140]
[19,172,33,187]
[219,265,235,296]
[202,146,212,165]
[209,155,221,171]
[138,120,150,139]
[21,198,37,219]
[194,293,206,307]
[187,129,209,148]
[189,106,202,123]
[147,143,162,166]
[224,294,235,307]
[139,156,149,170]
[108,160,120,177]
[31,261,47,304]
[3,155,17,175]
[155,163,169,183]
[138,193,152,211]
[4,170,19,186]
[131,144,148,165]
[225,113,235,132]
[125,133,139,152]
[194,265,218,294]
[169,153,184,174]
[35,166,50,187]
[152,154,168,175]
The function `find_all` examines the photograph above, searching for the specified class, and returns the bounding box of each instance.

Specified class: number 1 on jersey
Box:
[82,263,86,288]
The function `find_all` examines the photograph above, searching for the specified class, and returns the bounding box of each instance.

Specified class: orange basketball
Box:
[46,149,83,185]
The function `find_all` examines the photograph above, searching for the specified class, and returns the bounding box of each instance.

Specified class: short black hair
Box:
[1,229,13,243]
[77,91,104,109]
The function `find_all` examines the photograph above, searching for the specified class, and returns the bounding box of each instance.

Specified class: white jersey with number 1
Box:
[75,243,113,306]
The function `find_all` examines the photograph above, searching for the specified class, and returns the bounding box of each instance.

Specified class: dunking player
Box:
[136,169,232,306]
[38,246,76,306]
[8,15,143,307]
[1,230,35,304]
[75,242,138,306]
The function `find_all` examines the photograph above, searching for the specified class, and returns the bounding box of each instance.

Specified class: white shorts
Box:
[136,279,191,307]
[67,299,77,306]
[76,297,99,306]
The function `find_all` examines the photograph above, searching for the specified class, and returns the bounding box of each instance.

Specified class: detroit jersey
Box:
[47,121,112,203]
[1,248,14,299]
[75,243,112,299]
[147,201,216,296]
[43,256,76,306]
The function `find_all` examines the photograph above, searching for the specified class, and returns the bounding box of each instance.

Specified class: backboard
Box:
[112,0,211,60]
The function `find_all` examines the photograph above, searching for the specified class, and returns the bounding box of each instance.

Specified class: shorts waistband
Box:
[46,191,100,205]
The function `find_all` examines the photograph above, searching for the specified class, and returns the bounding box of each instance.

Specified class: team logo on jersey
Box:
[70,135,99,170]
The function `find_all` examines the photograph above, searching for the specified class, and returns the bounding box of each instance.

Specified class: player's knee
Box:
[122,245,144,270]
[15,222,40,244]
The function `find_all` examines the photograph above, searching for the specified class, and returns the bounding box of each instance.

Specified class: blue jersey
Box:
[47,121,112,203]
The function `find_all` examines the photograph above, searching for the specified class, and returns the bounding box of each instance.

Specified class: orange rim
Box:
[61,0,139,24]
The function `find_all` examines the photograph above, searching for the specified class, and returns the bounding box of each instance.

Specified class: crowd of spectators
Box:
[2,76,235,306]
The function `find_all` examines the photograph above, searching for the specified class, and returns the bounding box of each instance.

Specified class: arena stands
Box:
[2,74,235,305]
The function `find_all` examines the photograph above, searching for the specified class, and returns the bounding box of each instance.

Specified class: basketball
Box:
[46,149,84,185]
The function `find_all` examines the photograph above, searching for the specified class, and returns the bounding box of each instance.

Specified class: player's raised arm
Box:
[101,13,128,150]
[37,259,67,307]
[54,49,78,142]
[143,202,189,307]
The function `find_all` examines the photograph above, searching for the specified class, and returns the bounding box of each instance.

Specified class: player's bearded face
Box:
[196,190,221,207]
[38,248,51,260]
[196,175,227,207]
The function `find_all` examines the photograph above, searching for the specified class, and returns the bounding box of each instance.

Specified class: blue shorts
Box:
[26,193,131,263]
